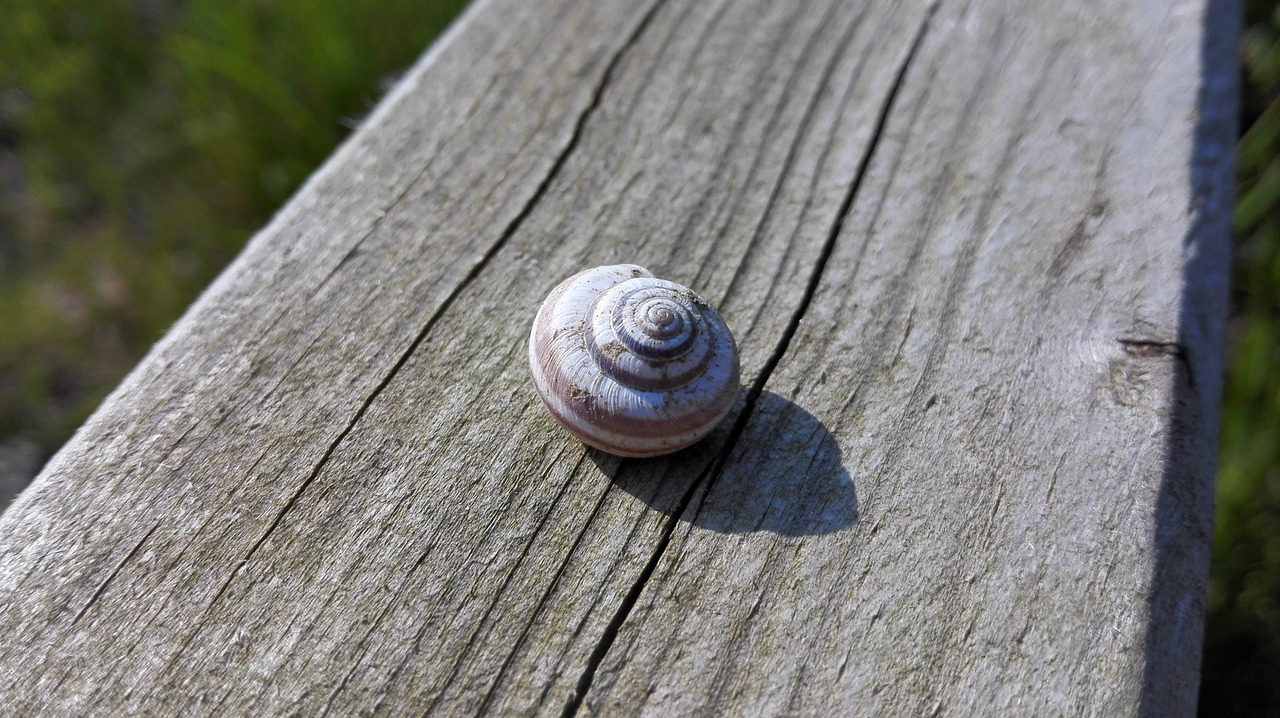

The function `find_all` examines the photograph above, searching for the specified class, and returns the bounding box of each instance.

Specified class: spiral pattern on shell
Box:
[529,265,741,457]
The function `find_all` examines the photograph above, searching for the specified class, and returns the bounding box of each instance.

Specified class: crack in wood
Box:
[1117,338,1187,359]
[318,543,435,717]
[709,0,858,301]
[1117,338,1194,390]
[417,453,587,715]
[474,457,604,715]
[560,4,941,715]
[1047,148,1112,280]
[873,27,1063,495]
[200,0,671,621]
[725,0,879,333]
[670,0,807,281]
[73,521,162,624]
[310,67,505,299]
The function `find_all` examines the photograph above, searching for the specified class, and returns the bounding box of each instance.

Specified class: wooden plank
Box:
[577,0,1239,714]
[0,0,1234,716]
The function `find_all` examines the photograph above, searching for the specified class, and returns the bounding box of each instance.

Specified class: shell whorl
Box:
[529,265,740,457]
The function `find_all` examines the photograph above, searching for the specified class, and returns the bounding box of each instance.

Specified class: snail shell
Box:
[528,264,740,457]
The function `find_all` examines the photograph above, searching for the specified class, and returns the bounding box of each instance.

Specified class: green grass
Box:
[1199,2,1280,715]
[0,0,1278,713]
[0,0,468,450]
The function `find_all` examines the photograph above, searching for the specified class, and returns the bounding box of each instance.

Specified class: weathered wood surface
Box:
[0,0,1235,715]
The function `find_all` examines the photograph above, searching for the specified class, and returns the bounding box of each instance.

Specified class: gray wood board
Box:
[0,0,1235,715]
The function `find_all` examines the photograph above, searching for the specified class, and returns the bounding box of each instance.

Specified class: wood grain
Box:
[0,0,1234,715]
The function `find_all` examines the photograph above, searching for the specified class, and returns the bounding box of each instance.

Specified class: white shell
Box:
[529,264,740,457]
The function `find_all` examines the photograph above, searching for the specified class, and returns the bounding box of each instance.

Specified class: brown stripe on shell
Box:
[528,264,740,457]
[534,333,736,440]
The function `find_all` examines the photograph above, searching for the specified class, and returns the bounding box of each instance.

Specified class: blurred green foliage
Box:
[0,0,468,450]
[0,0,1277,712]
[1200,2,1280,715]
